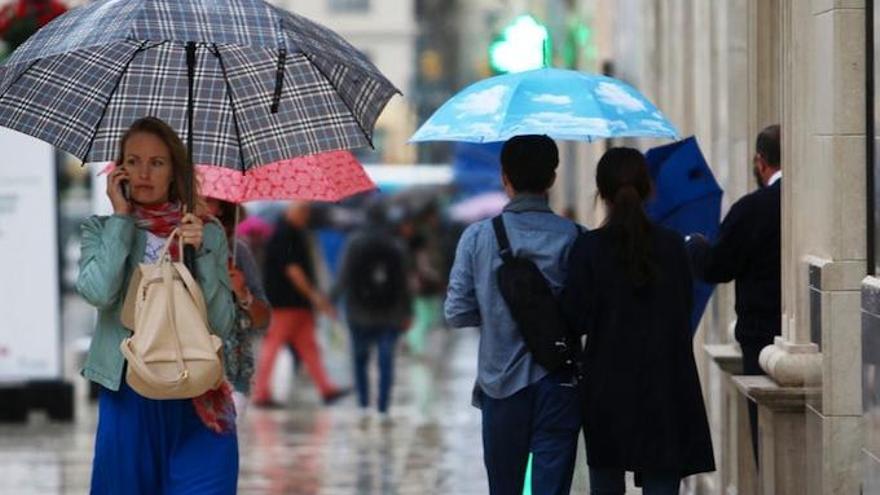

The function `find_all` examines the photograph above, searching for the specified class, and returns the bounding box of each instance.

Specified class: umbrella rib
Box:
[301,52,374,149]
[211,44,247,172]
[270,49,287,114]
[0,59,40,102]
[81,40,154,163]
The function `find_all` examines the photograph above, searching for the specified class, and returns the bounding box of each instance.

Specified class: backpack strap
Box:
[491,215,514,262]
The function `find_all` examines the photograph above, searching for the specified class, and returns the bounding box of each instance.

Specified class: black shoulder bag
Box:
[492,215,581,375]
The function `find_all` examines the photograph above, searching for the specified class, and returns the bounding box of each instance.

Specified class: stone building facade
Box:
[281,0,417,164]
[565,1,869,493]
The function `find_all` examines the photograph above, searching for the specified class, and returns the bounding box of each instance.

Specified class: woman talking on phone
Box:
[76,117,238,494]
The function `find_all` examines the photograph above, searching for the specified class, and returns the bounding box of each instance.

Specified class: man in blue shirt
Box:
[446,135,582,495]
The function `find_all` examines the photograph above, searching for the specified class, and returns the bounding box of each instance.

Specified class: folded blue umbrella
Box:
[452,141,503,197]
[645,137,722,334]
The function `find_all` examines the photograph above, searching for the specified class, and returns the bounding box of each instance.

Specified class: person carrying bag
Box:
[77,117,238,494]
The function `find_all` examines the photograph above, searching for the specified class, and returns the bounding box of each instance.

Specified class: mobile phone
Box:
[120,179,130,201]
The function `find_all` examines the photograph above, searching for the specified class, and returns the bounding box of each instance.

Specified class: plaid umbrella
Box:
[0,0,398,180]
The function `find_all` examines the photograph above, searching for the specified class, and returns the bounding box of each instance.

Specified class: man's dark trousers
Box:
[481,370,581,495]
[741,335,776,465]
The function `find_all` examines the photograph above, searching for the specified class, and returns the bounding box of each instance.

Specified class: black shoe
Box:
[322,388,351,406]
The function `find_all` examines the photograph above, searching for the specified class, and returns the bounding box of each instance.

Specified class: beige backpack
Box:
[120,228,224,400]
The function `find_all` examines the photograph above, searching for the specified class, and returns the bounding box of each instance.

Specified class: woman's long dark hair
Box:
[596,147,656,287]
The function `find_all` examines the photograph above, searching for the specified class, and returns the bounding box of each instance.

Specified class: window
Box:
[328,0,369,12]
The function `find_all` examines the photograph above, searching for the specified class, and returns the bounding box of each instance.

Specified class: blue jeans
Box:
[349,324,400,413]
[588,468,680,495]
[480,370,581,495]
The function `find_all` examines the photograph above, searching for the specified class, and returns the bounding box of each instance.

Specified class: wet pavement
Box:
[236,328,493,495]
[0,296,643,494]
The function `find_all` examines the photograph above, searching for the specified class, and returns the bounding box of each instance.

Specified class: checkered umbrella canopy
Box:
[0,0,399,171]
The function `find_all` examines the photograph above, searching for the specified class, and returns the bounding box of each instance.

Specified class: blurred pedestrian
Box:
[235,213,273,270]
[204,198,272,420]
[77,117,238,494]
[333,203,412,420]
[562,147,715,494]
[252,201,349,407]
[404,204,446,357]
[685,124,782,463]
[311,204,348,278]
[446,135,582,495]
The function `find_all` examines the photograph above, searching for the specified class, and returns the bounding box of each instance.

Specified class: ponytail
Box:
[596,148,657,287]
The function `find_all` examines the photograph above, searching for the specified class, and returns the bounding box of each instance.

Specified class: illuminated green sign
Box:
[488,14,551,74]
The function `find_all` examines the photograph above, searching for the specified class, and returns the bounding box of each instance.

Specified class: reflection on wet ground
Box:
[0,328,640,493]
[0,329,485,494]
[237,329,488,494]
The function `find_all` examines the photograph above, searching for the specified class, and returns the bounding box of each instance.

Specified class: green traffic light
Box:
[575,24,591,45]
[488,14,551,74]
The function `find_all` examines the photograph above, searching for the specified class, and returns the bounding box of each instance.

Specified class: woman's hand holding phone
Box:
[107,167,132,215]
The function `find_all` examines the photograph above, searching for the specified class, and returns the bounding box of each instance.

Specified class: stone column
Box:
[760,1,867,494]
[747,0,782,150]
[668,0,687,134]
[717,0,750,344]
[690,0,712,151]
[759,0,821,386]
[863,277,880,491]
[705,4,755,494]
[727,0,751,219]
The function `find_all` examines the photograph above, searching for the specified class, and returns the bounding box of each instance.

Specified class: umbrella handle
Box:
[184,245,197,276]
[231,204,240,262]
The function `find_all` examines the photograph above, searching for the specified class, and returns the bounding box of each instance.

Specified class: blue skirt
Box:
[90,379,239,495]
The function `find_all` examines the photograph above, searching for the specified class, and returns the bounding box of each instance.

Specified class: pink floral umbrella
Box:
[101,149,376,203]
[197,150,375,203]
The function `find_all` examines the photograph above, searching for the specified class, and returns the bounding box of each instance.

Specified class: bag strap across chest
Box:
[492,215,514,262]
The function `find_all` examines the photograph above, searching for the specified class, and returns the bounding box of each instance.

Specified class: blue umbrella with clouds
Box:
[410,68,677,143]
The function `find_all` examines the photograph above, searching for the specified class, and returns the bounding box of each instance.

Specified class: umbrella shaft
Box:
[185,41,196,187]
[184,41,197,276]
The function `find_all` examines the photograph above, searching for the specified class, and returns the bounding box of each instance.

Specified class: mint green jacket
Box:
[76,214,236,392]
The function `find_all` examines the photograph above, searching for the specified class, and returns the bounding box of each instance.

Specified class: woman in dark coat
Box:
[563,148,715,494]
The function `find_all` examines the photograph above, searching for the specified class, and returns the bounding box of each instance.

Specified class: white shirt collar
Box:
[768,170,782,186]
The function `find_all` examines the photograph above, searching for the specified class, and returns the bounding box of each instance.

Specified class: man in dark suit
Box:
[686,124,781,463]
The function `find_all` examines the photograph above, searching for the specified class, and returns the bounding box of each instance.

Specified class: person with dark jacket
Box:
[252,201,348,407]
[333,205,412,418]
[686,124,782,462]
[563,148,715,494]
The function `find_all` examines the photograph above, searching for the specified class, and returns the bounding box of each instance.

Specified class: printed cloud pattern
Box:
[411,68,678,143]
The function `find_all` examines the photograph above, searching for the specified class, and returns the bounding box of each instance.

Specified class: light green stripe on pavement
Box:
[523,453,533,495]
